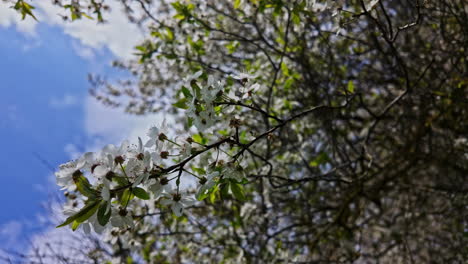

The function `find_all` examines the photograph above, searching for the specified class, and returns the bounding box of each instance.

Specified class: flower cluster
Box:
[55,72,253,234]
[183,71,224,131]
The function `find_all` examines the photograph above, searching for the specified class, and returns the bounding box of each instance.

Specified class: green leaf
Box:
[165,28,174,41]
[230,182,245,201]
[71,220,80,231]
[120,189,133,207]
[13,1,38,21]
[187,117,194,127]
[173,98,188,109]
[309,152,330,167]
[220,183,230,199]
[191,166,206,175]
[347,80,355,93]
[113,176,130,186]
[76,201,100,222]
[132,187,150,200]
[97,201,112,226]
[81,12,93,20]
[192,133,208,145]
[56,201,100,228]
[181,86,193,98]
[239,130,249,144]
[209,185,219,203]
[234,0,241,9]
[73,173,98,198]
[196,182,217,201]
[281,62,290,76]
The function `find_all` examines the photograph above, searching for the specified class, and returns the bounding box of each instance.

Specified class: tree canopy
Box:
[2,0,467,263]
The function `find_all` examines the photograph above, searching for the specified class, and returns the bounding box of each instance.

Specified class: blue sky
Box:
[0,25,105,239]
[0,3,156,250]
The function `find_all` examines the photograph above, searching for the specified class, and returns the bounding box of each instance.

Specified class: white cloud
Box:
[49,94,78,109]
[72,40,95,60]
[0,4,38,36]
[0,221,23,248]
[83,96,162,146]
[0,1,143,59]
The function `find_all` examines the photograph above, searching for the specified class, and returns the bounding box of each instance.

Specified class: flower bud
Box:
[172,193,182,202]
[150,169,161,178]
[160,177,169,185]
[106,171,116,181]
[137,153,144,160]
[114,156,125,165]
[199,176,207,185]
[72,170,82,178]
[229,118,241,128]
[158,133,168,141]
[160,151,169,159]
[119,208,128,216]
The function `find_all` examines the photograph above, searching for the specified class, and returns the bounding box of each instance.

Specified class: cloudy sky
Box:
[0,2,159,251]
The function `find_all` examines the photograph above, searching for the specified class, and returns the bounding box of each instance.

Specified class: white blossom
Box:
[160,191,196,217]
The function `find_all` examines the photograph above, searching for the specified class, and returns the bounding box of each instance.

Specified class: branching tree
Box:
[2,0,467,263]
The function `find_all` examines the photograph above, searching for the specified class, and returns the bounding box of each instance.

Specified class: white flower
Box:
[179,142,194,159]
[93,153,117,180]
[193,108,217,131]
[202,78,224,103]
[93,140,132,180]
[182,70,203,88]
[126,155,152,187]
[101,181,111,201]
[148,178,172,198]
[55,162,80,191]
[223,164,244,182]
[123,239,142,250]
[110,208,134,228]
[160,192,195,217]
[145,119,168,149]
[241,83,260,99]
[55,152,96,191]
[82,212,108,234]
[196,171,220,198]
[75,152,95,170]
[230,71,257,83]
[102,140,130,158]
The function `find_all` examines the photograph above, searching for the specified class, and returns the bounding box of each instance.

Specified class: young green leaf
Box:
[56,201,100,228]
[347,80,355,93]
[73,173,98,198]
[173,98,189,109]
[120,189,134,207]
[71,220,80,231]
[234,0,241,9]
[132,187,150,200]
[181,86,193,98]
[97,201,112,226]
[230,182,246,201]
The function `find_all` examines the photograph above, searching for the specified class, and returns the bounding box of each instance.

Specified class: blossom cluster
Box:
[55,72,254,234]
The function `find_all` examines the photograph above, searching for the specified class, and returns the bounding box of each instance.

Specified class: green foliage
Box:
[97,201,112,226]
[56,200,99,228]
[13,0,37,21]
[132,187,150,200]
[230,181,245,201]
[73,173,98,198]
